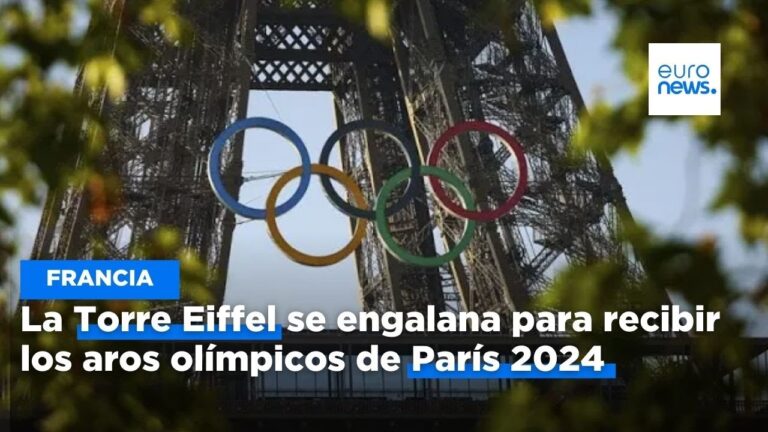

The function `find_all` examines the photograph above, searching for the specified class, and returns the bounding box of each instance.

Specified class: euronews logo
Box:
[649,43,721,116]
[657,64,716,95]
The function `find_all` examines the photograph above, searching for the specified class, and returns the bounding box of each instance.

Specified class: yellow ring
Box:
[265,164,369,267]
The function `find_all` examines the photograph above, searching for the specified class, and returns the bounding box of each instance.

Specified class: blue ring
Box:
[207,117,311,220]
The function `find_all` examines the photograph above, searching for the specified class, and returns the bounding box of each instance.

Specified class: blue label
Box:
[77,324,283,341]
[20,260,180,300]
[407,363,617,380]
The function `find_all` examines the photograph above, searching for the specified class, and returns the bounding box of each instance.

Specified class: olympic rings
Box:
[208,117,312,220]
[376,166,477,267]
[266,164,368,267]
[319,120,420,220]
[427,121,528,222]
[208,117,528,268]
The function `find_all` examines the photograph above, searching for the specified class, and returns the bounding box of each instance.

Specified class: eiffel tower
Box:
[19,2,768,430]
[31,0,636,318]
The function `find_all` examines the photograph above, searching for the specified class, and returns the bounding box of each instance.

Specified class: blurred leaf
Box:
[83,55,125,100]
[365,0,390,39]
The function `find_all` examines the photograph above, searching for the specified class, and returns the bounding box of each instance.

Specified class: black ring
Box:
[318,120,422,220]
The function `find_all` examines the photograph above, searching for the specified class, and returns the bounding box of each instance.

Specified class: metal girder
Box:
[331,59,447,312]
[249,7,389,91]
[32,0,253,305]
[32,0,639,318]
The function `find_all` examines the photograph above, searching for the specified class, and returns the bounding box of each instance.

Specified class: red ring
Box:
[426,121,528,222]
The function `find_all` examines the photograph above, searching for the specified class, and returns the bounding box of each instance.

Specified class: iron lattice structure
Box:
[31,0,638,318]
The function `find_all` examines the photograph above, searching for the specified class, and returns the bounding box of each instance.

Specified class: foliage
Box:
[482,1,768,431]
[2,227,222,431]
[0,0,189,286]
[0,0,220,430]
[0,0,766,431]
[346,0,765,429]
[571,0,768,247]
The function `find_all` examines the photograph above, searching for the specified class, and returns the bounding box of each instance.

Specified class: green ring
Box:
[375,166,477,267]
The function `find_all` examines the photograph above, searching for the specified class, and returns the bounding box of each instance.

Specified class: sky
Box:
[4,4,767,332]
